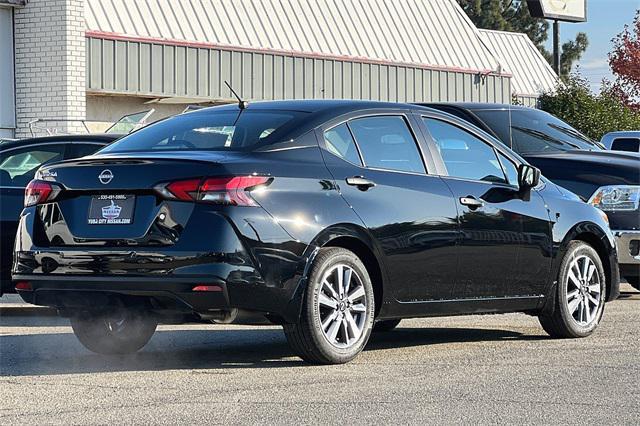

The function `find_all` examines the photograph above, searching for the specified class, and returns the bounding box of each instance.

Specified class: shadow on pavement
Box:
[1,325,544,377]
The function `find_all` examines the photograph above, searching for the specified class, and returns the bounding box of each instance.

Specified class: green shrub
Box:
[539,75,640,141]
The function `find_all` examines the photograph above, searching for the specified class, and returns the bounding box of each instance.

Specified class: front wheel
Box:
[284,247,375,364]
[70,309,157,355]
[539,241,606,338]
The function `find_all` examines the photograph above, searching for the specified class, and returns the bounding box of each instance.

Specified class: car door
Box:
[318,112,459,303]
[421,117,551,300]
[0,143,67,290]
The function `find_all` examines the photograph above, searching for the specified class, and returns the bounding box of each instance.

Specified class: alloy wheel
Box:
[566,255,602,326]
[316,263,369,348]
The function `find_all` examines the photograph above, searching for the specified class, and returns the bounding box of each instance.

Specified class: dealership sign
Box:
[527,0,587,23]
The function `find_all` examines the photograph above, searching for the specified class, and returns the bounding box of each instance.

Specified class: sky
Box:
[544,0,640,91]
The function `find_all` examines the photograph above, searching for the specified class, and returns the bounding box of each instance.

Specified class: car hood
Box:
[524,150,640,185]
[526,149,640,168]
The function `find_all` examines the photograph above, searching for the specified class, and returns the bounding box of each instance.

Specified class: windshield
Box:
[473,109,602,154]
[105,110,155,134]
[100,110,305,153]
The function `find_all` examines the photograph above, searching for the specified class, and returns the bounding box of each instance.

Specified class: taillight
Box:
[165,179,201,201]
[24,180,61,207]
[156,176,271,206]
[15,281,32,291]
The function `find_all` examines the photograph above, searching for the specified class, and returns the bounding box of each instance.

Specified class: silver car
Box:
[601,131,640,153]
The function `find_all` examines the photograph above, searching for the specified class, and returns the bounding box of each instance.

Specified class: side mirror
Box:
[518,164,541,190]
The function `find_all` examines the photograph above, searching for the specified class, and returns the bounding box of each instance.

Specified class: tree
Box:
[456,0,588,78]
[540,75,640,140]
[560,33,588,78]
[609,10,640,108]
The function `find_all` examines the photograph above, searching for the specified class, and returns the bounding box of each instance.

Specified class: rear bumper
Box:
[614,230,640,279]
[13,272,305,323]
[13,275,230,314]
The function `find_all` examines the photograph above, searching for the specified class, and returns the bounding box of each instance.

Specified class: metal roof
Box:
[85,0,503,75]
[478,29,558,97]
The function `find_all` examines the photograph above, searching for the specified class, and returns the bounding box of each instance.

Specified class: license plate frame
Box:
[88,194,135,225]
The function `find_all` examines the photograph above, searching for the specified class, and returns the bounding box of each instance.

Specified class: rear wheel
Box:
[70,309,157,355]
[539,241,606,338]
[284,247,375,364]
[373,319,401,332]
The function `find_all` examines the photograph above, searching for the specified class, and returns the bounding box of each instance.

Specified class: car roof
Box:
[193,99,440,116]
[183,100,440,139]
[601,131,640,138]
[0,134,122,151]
[421,102,535,112]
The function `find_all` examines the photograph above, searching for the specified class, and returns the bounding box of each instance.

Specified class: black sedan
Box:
[13,101,618,364]
[425,103,640,290]
[0,134,121,294]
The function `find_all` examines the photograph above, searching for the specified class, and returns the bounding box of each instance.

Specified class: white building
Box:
[479,29,559,107]
[0,0,558,138]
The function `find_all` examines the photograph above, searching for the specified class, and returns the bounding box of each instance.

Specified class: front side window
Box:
[348,116,425,174]
[497,151,519,186]
[100,110,306,153]
[323,123,362,166]
[0,145,66,187]
[424,118,507,184]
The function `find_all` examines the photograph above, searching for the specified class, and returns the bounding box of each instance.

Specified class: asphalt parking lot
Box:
[1,284,639,425]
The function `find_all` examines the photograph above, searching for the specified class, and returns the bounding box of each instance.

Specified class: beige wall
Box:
[85,95,225,133]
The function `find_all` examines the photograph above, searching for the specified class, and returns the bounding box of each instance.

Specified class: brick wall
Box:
[13,0,85,137]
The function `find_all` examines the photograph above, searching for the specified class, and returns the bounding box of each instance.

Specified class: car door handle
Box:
[346,176,376,190]
[459,196,484,209]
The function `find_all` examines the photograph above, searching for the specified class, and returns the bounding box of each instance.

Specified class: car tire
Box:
[373,319,401,332]
[626,276,639,291]
[284,247,375,364]
[70,309,157,355]
[539,241,606,338]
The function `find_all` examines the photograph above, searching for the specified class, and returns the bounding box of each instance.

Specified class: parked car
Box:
[13,100,618,364]
[601,131,640,153]
[0,134,121,295]
[424,103,640,291]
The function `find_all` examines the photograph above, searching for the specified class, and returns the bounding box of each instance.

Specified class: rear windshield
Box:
[611,138,640,152]
[473,109,602,154]
[99,110,305,153]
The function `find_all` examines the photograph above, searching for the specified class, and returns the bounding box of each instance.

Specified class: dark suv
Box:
[13,101,618,364]
[425,103,640,290]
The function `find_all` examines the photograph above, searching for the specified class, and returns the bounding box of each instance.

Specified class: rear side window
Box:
[323,123,362,166]
[68,143,104,159]
[100,110,306,153]
[611,138,640,152]
[0,145,66,187]
[348,116,425,174]
[424,118,507,184]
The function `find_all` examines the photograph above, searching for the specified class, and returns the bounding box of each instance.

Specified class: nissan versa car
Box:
[425,103,640,291]
[13,101,619,364]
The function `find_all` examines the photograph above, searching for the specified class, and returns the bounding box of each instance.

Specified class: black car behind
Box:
[0,134,121,294]
[13,101,618,364]
[425,103,640,290]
